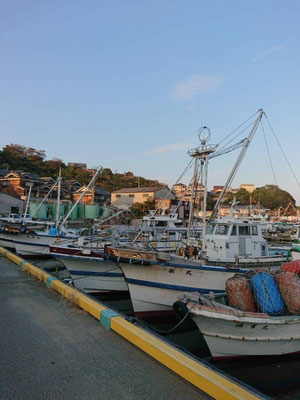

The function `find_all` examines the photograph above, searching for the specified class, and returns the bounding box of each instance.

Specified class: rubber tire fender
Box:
[173,301,189,321]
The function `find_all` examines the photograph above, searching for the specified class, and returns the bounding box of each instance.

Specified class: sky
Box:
[1,1,300,202]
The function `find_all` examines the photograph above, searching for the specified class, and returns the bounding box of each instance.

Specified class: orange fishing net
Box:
[226,275,256,312]
[276,271,300,315]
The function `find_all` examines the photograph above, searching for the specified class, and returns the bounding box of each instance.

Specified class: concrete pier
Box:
[0,251,267,400]
[0,256,207,399]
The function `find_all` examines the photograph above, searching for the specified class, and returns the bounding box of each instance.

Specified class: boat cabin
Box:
[140,211,182,230]
[204,216,268,262]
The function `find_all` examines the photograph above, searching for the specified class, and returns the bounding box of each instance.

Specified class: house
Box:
[62,180,82,192]
[0,171,46,200]
[239,184,255,193]
[172,183,187,198]
[172,183,207,203]
[73,186,110,205]
[0,192,24,215]
[212,185,232,194]
[218,204,268,217]
[40,177,56,186]
[212,185,224,193]
[111,186,176,210]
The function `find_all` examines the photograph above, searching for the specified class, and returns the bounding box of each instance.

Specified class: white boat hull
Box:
[119,261,240,317]
[51,252,127,293]
[190,310,300,359]
[13,234,75,256]
[0,232,15,249]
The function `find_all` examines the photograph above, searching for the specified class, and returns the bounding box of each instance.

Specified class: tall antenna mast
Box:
[55,168,62,228]
[209,109,264,224]
[187,127,217,244]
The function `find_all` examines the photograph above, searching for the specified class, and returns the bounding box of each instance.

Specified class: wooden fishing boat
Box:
[178,292,300,360]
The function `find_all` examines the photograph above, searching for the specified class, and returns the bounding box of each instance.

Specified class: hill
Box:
[0,144,163,192]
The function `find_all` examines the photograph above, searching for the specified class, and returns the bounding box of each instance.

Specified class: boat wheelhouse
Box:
[204,215,284,267]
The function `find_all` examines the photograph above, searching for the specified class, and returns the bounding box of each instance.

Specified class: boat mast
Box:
[59,166,103,231]
[30,179,59,219]
[187,127,216,243]
[202,151,209,249]
[22,182,33,225]
[187,158,198,236]
[55,168,62,228]
[208,109,264,225]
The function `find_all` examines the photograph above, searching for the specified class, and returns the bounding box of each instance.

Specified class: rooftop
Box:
[113,186,164,194]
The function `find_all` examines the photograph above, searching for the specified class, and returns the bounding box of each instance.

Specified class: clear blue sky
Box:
[1,1,300,202]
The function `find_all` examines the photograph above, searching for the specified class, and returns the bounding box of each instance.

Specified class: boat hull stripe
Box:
[52,254,107,262]
[69,270,123,277]
[13,240,49,247]
[126,278,225,293]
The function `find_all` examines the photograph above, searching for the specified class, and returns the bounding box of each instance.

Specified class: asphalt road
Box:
[0,256,207,400]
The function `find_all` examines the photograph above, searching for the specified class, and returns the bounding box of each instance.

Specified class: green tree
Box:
[206,193,217,211]
[252,186,295,210]
[223,189,250,206]
[131,199,156,218]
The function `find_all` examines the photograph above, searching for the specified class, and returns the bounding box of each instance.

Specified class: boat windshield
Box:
[215,224,229,235]
[239,226,251,235]
[156,221,167,227]
[207,225,215,234]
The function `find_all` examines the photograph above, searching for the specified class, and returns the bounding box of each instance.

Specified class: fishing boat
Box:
[135,209,184,251]
[288,243,300,261]
[49,245,127,293]
[109,110,285,316]
[177,292,300,360]
[177,266,300,360]
[12,167,102,256]
[49,212,184,293]
[0,225,18,250]
[203,209,285,268]
[13,225,82,256]
[105,246,245,317]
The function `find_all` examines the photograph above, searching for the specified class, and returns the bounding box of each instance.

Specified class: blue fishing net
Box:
[251,272,284,315]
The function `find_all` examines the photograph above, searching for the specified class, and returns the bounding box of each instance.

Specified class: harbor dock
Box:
[0,249,267,400]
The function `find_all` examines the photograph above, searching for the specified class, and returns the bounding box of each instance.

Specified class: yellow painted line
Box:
[0,247,264,400]
[110,317,259,400]
[50,279,106,320]
[0,247,107,321]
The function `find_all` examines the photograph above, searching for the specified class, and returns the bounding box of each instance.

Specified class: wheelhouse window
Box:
[215,224,229,235]
[239,226,251,235]
[231,225,237,235]
[156,221,166,227]
[252,226,258,235]
[207,225,215,234]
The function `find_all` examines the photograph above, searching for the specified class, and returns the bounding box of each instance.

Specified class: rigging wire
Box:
[261,119,278,186]
[209,139,246,160]
[217,110,260,147]
[216,119,258,154]
[132,158,194,244]
[264,113,300,191]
